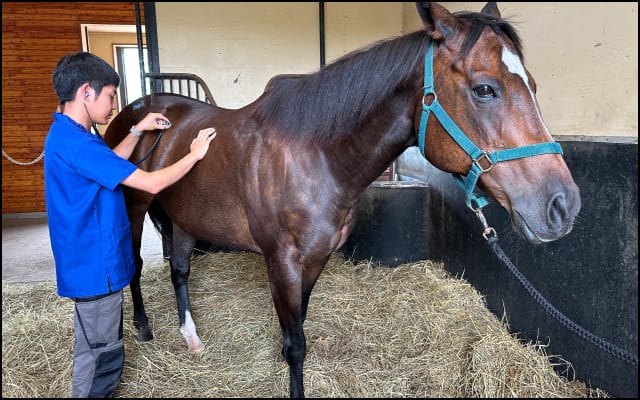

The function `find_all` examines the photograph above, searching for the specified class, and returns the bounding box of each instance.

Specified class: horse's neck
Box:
[332,94,417,191]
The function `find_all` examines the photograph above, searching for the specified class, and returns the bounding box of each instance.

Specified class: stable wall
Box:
[342,139,638,397]
[156,2,638,137]
[154,2,404,109]
[1,2,143,214]
[2,2,637,213]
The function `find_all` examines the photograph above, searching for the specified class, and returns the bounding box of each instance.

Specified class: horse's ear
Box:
[481,2,501,18]
[415,2,459,41]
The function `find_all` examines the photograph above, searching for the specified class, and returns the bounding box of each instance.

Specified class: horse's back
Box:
[105,93,220,148]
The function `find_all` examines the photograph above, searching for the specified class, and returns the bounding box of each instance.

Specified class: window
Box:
[114,45,150,110]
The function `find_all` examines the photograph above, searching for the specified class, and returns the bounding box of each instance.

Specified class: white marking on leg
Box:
[180,310,205,353]
[501,46,553,141]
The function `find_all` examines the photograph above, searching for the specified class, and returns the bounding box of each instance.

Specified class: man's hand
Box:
[190,128,217,160]
[133,112,172,134]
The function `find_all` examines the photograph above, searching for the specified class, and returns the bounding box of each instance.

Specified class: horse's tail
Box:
[147,199,173,260]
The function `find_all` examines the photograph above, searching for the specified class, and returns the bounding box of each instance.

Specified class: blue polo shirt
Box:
[44,113,138,298]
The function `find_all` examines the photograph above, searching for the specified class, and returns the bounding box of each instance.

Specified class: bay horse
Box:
[105,2,581,397]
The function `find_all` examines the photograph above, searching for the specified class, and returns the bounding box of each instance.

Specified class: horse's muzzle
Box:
[511,184,581,244]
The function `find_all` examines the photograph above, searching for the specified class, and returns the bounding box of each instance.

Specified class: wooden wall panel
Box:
[2,2,144,214]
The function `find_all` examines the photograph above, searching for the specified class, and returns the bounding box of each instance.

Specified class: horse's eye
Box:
[473,84,495,98]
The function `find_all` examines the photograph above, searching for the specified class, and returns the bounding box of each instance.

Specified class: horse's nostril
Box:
[548,193,568,228]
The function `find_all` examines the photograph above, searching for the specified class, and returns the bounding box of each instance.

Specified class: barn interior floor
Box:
[2,213,164,284]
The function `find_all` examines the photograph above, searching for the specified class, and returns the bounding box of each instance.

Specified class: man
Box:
[44,51,216,397]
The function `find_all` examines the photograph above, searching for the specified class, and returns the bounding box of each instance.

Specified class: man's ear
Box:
[79,83,92,101]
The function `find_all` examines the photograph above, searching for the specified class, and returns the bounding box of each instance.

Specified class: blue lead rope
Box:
[417,41,563,210]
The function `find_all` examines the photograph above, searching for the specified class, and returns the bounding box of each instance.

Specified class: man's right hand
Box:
[190,128,217,160]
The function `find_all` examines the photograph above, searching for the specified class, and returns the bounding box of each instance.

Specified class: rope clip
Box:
[472,206,497,241]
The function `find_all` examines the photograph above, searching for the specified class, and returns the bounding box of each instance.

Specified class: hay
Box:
[3,252,608,398]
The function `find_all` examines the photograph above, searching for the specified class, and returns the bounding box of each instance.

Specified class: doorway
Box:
[80,24,148,133]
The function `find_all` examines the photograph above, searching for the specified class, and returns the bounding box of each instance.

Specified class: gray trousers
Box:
[72,290,125,398]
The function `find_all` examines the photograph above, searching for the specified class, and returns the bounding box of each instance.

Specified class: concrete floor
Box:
[2,213,164,284]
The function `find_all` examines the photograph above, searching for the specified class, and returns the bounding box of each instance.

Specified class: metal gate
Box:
[144,72,216,105]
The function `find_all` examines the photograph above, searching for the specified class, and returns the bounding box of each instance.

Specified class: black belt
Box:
[74,292,113,303]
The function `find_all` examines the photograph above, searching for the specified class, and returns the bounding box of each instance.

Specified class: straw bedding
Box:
[2,251,608,397]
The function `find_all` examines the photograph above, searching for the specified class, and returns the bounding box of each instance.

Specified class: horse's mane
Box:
[254,11,521,143]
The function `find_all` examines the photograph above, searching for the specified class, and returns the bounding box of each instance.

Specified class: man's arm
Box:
[121,127,216,194]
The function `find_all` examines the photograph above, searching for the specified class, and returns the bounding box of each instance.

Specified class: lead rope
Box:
[473,207,638,367]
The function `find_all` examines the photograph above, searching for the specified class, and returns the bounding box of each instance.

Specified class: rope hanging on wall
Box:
[2,149,44,166]
[1,105,59,166]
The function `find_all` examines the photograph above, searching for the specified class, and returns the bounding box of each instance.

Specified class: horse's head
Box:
[414,2,581,244]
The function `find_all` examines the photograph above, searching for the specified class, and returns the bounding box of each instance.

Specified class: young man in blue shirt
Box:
[44,51,217,397]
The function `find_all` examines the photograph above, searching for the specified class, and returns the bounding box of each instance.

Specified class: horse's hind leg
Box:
[127,193,155,341]
[170,223,204,353]
[148,200,174,260]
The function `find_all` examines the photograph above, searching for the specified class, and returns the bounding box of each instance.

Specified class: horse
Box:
[104,2,581,397]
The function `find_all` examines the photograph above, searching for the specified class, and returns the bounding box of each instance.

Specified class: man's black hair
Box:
[52,51,120,104]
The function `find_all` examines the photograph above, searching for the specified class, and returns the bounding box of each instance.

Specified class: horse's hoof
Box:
[133,322,153,342]
[137,328,154,342]
[188,338,205,354]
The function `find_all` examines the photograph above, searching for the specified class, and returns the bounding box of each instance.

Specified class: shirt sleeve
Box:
[74,136,138,191]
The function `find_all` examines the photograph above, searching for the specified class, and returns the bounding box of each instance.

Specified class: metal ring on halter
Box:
[421,89,437,107]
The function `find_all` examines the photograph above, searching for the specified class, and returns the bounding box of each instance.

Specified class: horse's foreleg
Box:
[170,223,204,353]
[301,256,329,324]
[266,251,327,398]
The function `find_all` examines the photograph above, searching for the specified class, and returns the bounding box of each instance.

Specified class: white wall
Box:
[156,2,637,138]
[324,3,403,63]
[156,2,319,108]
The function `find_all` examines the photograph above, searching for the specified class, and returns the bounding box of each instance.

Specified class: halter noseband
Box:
[417,41,563,211]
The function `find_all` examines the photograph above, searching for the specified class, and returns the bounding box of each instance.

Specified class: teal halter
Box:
[417,41,563,210]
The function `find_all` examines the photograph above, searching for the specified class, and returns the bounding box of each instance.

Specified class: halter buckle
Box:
[473,151,494,173]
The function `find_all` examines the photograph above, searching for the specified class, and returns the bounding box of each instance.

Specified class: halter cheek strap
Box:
[417,41,563,210]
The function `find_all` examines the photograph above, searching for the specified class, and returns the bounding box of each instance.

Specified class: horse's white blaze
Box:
[501,46,553,141]
[180,310,204,353]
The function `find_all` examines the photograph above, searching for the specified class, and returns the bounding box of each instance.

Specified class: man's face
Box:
[90,84,117,125]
